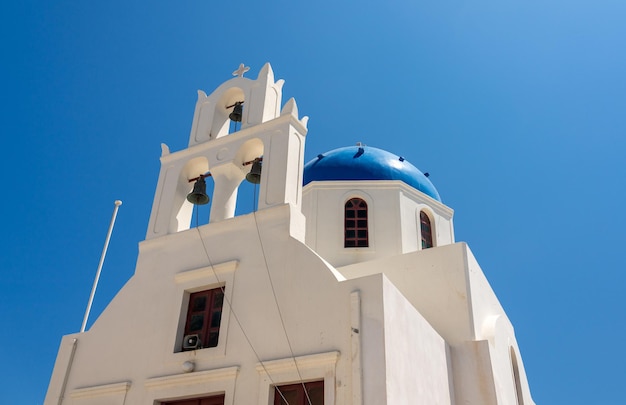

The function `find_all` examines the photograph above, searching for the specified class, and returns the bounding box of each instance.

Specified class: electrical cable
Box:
[193,226,291,405]
[252,212,313,405]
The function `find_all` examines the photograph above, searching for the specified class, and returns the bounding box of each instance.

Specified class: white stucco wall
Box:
[47,220,534,405]
[337,242,536,405]
[48,204,458,404]
[381,277,453,404]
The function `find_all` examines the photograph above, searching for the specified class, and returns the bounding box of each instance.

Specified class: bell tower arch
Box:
[189,63,285,145]
[145,63,309,240]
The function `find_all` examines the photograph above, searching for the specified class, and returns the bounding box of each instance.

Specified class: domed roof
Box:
[303,145,441,201]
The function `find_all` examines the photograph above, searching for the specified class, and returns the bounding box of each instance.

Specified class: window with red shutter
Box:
[420,211,433,249]
[162,393,225,405]
[344,198,368,248]
[182,288,224,350]
[274,381,324,405]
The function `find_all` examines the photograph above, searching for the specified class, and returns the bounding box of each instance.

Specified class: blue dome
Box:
[303,145,441,201]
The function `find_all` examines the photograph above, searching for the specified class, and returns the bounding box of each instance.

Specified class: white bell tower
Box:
[145,63,309,240]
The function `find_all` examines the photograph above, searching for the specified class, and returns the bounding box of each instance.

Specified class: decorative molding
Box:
[255,352,340,405]
[303,180,453,217]
[145,366,239,390]
[69,381,131,399]
[255,351,340,375]
[174,260,239,284]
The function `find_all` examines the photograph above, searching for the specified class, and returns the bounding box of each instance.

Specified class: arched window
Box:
[420,211,433,249]
[345,198,368,248]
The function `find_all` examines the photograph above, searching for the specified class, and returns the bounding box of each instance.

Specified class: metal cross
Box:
[232,63,250,77]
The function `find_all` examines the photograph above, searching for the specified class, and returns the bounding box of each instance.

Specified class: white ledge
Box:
[175,260,239,284]
[145,366,239,389]
[70,381,131,398]
[256,351,340,374]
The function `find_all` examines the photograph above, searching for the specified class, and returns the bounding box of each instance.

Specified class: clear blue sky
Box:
[1,1,625,403]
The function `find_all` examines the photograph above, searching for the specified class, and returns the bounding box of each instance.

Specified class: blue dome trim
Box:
[303,145,441,201]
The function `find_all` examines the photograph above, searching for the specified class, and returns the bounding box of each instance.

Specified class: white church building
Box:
[45,64,536,405]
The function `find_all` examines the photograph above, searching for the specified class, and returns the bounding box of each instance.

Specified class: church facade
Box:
[45,64,535,405]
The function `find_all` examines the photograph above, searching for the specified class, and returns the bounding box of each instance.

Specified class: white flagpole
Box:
[80,200,122,333]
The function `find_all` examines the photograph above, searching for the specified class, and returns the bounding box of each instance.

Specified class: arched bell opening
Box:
[210,87,246,139]
[233,138,265,216]
[186,174,215,229]
[176,157,213,231]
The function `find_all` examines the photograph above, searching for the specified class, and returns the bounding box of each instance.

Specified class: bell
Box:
[246,158,262,184]
[229,102,243,122]
[186,177,210,205]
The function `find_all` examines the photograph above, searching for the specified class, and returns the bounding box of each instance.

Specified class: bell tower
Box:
[145,63,309,240]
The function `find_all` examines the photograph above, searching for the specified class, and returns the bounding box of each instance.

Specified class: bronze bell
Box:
[229,102,243,122]
[246,158,262,184]
[187,177,210,205]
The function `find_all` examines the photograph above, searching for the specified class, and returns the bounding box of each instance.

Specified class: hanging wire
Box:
[246,169,297,402]
[252,212,314,405]
[193,226,292,405]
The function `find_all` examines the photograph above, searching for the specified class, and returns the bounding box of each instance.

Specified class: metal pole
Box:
[80,200,122,333]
